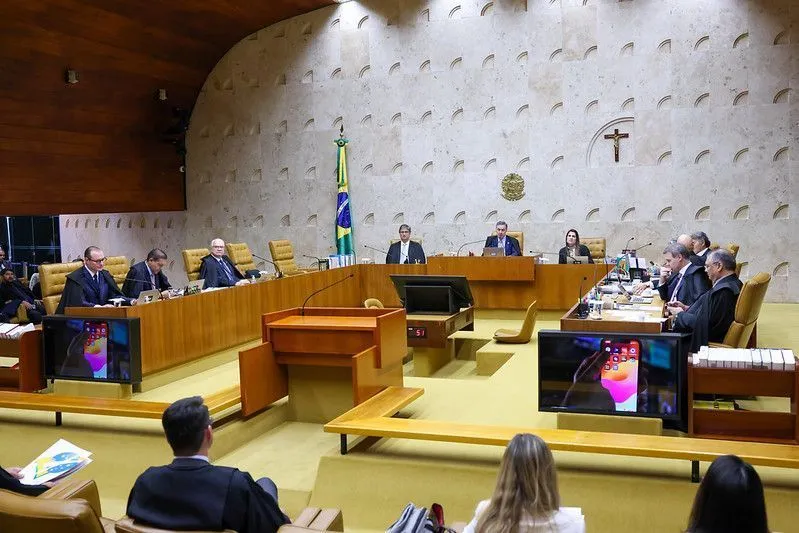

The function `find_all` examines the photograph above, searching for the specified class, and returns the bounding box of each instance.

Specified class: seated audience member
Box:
[558,229,594,264]
[199,238,248,288]
[669,249,742,352]
[55,246,134,314]
[386,224,426,264]
[0,246,11,272]
[1,464,53,496]
[464,433,584,533]
[686,454,769,533]
[657,243,710,307]
[0,268,46,324]
[29,269,42,300]
[689,231,712,267]
[483,221,522,256]
[122,248,173,299]
[127,396,288,533]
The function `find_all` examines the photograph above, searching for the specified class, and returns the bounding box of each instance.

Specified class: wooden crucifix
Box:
[603,128,629,162]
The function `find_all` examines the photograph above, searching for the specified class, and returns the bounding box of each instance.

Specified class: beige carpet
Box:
[1,304,798,531]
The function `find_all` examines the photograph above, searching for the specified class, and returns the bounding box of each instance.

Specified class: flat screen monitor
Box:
[390,274,473,315]
[42,316,142,384]
[537,330,689,430]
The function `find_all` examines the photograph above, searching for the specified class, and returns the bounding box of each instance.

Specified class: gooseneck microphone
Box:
[633,242,652,254]
[251,253,283,279]
[363,244,390,255]
[530,251,578,264]
[577,276,589,318]
[300,273,355,316]
[624,236,635,252]
[457,240,485,256]
[303,254,327,270]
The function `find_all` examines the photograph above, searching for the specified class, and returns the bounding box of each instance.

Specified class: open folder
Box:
[18,438,93,486]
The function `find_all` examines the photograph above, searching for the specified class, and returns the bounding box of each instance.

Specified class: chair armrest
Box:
[115,517,235,533]
[39,478,102,517]
[292,508,343,531]
[708,342,731,348]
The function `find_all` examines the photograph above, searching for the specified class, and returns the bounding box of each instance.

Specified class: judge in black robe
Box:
[55,265,131,314]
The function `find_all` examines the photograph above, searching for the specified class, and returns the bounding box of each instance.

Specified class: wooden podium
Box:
[239,307,406,422]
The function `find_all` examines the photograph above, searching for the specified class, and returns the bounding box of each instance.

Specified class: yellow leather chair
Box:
[711,272,770,349]
[225,242,257,275]
[735,262,743,277]
[364,298,384,309]
[581,237,606,262]
[103,256,129,288]
[726,242,740,259]
[39,261,81,315]
[493,301,537,343]
[0,479,112,533]
[490,231,524,253]
[182,248,209,282]
[268,240,311,276]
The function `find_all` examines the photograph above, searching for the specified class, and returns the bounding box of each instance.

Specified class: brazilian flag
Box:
[335,136,354,255]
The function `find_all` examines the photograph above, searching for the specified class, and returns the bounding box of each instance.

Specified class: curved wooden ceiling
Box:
[0,0,333,215]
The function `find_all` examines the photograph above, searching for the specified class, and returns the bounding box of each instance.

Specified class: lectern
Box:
[239,307,406,422]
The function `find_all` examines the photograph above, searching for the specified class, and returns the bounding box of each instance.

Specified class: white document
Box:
[782,350,795,370]
[19,439,93,486]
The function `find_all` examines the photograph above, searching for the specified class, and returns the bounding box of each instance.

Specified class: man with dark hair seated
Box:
[126,396,288,533]
[0,268,46,324]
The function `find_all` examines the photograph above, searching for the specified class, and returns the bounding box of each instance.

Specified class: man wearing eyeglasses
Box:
[56,246,134,313]
[667,249,742,352]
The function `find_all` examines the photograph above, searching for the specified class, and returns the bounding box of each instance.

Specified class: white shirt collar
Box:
[678,262,691,276]
[175,454,209,462]
[697,248,708,256]
[84,266,98,278]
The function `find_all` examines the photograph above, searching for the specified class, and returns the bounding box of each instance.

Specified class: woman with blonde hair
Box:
[463,433,584,533]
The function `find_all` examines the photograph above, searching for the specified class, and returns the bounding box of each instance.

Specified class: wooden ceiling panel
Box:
[0,0,334,216]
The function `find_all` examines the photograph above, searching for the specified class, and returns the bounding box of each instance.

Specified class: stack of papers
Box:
[18,439,93,486]
[0,323,35,339]
[696,346,796,370]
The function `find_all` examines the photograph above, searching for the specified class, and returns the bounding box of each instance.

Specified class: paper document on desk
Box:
[18,439,93,485]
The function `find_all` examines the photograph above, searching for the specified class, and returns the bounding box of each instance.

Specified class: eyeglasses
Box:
[87,257,106,263]
[704,261,720,270]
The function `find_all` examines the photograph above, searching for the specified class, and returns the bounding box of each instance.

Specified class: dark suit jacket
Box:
[558,244,594,264]
[674,274,742,352]
[657,263,710,307]
[0,466,48,496]
[483,235,521,256]
[385,241,426,264]
[122,261,172,298]
[127,458,287,533]
[199,255,244,288]
[55,267,130,314]
[0,279,36,305]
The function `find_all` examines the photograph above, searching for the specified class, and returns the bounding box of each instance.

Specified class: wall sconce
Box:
[65,69,79,84]
[157,88,168,101]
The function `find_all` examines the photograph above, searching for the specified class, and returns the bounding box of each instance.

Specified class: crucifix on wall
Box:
[603,128,629,162]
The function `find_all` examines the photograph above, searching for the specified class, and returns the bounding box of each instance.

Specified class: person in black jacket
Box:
[198,239,248,288]
[558,229,594,264]
[55,247,134,314]
[0,465,52,496]
[127,396,288,533]
[657,243,710,308]
[669,249,742,353]
[385,225,426,264]
[122,248,172,299]
[0,268,46,324]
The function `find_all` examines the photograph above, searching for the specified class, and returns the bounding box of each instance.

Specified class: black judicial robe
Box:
[55,268,130,314]
[673,274,743,353]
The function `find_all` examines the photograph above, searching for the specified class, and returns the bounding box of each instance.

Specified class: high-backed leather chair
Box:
[711,272,770,349]
[735,262,743,277]
[364,298,384,309]
[103,256,129,288]
[182,249,209,282]
[490,231,524,253]
[39,261,81,315]
[581,237,606,262]
[0,479,111,533]
[225,243,257,275]
[268,240,309,276]
[726,242,740,259]
[493,301,537,343]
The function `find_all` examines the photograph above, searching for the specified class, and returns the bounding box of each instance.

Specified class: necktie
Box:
[93,274,99,286]
[670,273,684,302]
[401,243,408,264]
[150,273,157,289]
[219,259,235,284]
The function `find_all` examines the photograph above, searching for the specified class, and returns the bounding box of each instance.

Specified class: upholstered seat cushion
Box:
[182,249,210,282]
[225,243,257,275]
[581,237,606,261]
[39,261,82,315]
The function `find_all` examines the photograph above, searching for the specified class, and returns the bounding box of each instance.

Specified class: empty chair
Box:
[711,272,770,348]
[580,237,606,262]
[493,301,537,344]
[182,248,209,282]
[726,243,740,259]
[364,298,384,309]
[268,240,311,277]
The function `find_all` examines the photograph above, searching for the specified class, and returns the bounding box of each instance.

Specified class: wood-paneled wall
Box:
[0,0,332,215]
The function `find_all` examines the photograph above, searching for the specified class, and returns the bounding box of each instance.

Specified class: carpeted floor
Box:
[1,304,798,531]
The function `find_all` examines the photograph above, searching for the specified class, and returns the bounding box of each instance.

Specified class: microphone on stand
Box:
[251,253,283,278]
[122,277,166,300]
[529,251,577,264]
[301,274,355,316]
[457,240,485,256]
[632,242,652,254]
[624,236,635,253]
[576,276,589,318]
[303,254,327,271]
[363,244,389,255]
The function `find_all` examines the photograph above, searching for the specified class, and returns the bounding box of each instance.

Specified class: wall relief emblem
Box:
[501,173,525,201]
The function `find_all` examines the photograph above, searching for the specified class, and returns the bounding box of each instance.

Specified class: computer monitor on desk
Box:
[390,274,473,315]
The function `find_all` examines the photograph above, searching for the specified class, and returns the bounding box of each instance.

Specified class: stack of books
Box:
[696,346,796,370]
[0,322,35,339]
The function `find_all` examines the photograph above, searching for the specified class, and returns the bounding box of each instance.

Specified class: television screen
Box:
[42,316,142,384]
[538,330,688,430]
[390,274,473,314]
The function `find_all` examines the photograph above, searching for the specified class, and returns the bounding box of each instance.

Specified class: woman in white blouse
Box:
[463,433,584,533]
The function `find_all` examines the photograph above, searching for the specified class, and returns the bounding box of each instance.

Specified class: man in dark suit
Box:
[657,243,710,308]
[55,246,134,314]
[1,465,52,496]
[483,221,521,256]
[669,249,742,352]
[127,396,288,533]
[385,224,426,264]
[0,246,11,272]
[0,268,46,324]
[199,238,248,288]
[122,248,173,299]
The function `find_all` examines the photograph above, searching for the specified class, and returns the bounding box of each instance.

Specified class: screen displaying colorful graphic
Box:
[538,331,687,429]
[43,317,142,383]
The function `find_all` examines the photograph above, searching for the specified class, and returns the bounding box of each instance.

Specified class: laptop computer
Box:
[137,289,161,304]
[184,279,205,295]
[570,255,590,264]
[482,247,505,257]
